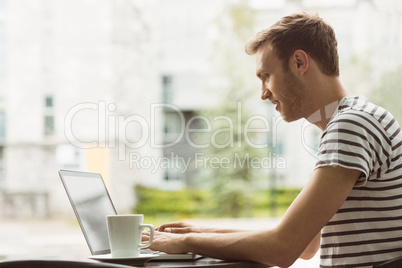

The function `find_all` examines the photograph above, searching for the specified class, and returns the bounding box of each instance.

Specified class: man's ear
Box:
[293,50,309,76]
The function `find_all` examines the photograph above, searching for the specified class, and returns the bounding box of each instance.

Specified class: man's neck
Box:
[305,77,349,131]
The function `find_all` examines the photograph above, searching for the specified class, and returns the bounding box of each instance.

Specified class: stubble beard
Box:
[281,70,309,122]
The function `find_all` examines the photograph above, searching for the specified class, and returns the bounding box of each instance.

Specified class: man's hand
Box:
[156,221,249,234]
[142,230,189,254]
[156,222,206,233]
[143,166,361,267]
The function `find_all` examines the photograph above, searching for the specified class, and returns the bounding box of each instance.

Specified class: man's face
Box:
[255,45,307,122]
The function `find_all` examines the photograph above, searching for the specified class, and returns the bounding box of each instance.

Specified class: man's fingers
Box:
[156,225,198,234]
[167,227,193,234]
[141,234,150,243]
[156,221,190,232]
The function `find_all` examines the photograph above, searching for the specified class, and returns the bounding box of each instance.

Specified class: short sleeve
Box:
[315,112,384,185]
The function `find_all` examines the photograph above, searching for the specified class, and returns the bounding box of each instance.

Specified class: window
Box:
[163,111,182,135]
[44,115,54,136]
[45,96,53,107]
[0,28,5,77]
[0,146,5,189]
[55,144,84,170]
[163,158,186,182]
[44,95,54,136]
[162,75,173,103]
[0,111,5,140]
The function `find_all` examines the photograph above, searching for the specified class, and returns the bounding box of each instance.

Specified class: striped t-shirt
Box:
[316,96,402,268]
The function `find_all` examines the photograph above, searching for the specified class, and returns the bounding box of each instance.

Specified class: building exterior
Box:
[0,0,161,217]
[0,0,401,218]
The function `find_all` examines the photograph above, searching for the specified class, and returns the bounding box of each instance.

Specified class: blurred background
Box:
[0,0,401,265]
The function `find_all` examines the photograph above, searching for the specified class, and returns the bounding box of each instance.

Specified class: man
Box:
[145,13,402,267]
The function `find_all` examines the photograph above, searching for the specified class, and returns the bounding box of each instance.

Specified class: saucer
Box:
[88,253,160,266]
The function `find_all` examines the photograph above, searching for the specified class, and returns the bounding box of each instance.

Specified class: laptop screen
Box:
[59,170,117,255]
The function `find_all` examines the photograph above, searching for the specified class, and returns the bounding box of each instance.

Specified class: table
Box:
[0,257,270,268]
[145,257,269,267]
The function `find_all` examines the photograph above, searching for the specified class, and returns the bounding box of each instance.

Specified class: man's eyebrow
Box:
[256,71,267,79]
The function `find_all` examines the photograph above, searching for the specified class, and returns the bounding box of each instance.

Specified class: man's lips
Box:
[271,100,280,111]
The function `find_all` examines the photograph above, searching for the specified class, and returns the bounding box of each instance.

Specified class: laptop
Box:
[58,169,199,262]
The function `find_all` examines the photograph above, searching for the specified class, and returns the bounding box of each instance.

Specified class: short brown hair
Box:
[245,12,339,76]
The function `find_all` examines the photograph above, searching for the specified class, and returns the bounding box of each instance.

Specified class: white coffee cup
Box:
[106,214,154,258]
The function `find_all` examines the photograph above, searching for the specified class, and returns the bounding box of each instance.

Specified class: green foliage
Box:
[343,54,402,125]
[193,98,270,217]
[341,53,375,96]
[371,65,402,124]
[133,185,212,218]
[192,0,271,218]
[133,185,302,219]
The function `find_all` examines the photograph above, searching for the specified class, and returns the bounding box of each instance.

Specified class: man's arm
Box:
[156,221,251,234]
[148,166,361,267]
[299,232,320,260]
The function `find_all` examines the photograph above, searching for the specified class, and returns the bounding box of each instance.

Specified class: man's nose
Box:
[261,88,271,100]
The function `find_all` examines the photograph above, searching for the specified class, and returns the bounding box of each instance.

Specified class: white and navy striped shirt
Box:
[316,96,402,268]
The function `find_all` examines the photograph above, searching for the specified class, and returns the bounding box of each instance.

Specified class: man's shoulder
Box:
[323,96,401,150]
[330,96,397,132]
